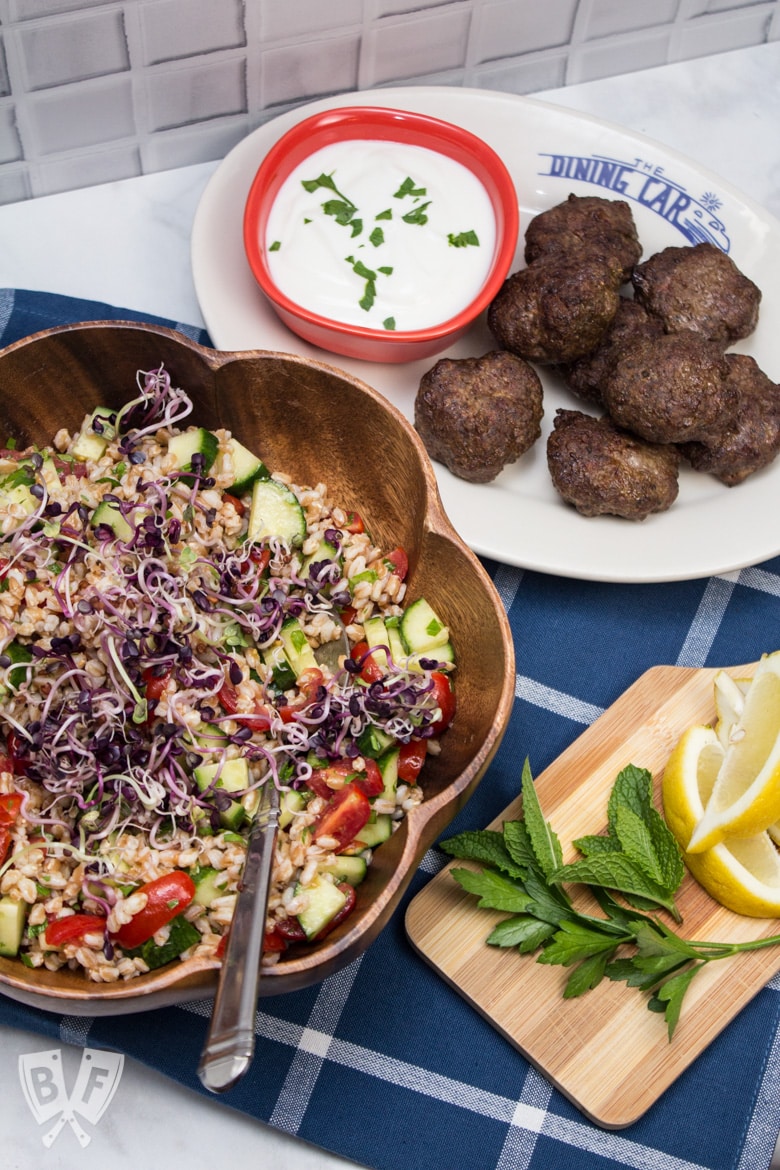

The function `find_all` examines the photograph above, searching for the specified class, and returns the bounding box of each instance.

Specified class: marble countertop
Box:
[2,40,779,1170]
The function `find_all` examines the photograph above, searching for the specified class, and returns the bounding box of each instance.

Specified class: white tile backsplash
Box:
[138,0,246,66]
[362,7,471,85]
[0,0,776,203]
[17,10,129,90]
[145,58,247,132]
[25,76,135,153]
[260,35,361,107]
[476,0,579,60]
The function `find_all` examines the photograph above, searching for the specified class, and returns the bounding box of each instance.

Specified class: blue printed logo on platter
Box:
[539,151,730,252]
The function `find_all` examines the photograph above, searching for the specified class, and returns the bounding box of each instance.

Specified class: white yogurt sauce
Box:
[263,139,497,332]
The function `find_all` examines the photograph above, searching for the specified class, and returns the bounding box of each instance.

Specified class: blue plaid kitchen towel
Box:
[2,288,780,1170]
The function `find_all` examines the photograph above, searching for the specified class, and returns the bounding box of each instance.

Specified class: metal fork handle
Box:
[197,782,280,1093]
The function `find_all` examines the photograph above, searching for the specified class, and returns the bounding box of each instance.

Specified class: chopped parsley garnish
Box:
[448,230,480,248]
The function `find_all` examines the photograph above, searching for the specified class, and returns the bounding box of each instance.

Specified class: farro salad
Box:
[0,366,456,983]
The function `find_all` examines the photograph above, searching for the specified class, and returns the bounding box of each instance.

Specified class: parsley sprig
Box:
[442,761,780,1039]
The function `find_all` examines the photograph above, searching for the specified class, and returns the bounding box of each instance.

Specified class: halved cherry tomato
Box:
[242,546,270,575]
[142,667,171,703]
[306,767,341,800]
[261,928,288,953]
[45,913,107,947]
[350,641,384,684]
[353,758,384,798]
[0,792,22,824]
[398,739,427,784]
[430,671,456,732]
[275,915,308,942]
[276,668,326,724]
[384,547,409,581]
[0,827,10,867]
[339,604,358,627]
[307,758,369,800]
[217,681,240,714]
[112,871,196,949]
[0,791,22,863]
[314,882,357,940]
[344,511,365,534]
[313,783,371,851]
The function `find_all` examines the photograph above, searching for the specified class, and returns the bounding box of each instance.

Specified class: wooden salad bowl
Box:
[0,321,514,1014]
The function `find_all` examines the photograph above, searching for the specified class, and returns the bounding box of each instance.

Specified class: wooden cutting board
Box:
[406,661,780,1129]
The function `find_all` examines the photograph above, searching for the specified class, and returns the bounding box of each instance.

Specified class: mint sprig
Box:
[442,760,780,1039]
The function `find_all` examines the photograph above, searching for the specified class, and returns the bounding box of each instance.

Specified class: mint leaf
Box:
[572,833,620,856]
[614,802,664,884]
[502,818,537,870]
[487,916,556,952]
[550,853,681,920]
[608,764,654,830]
[524,869,573,926]
[450,867,532,913]
[440,829,526,879]
[520,758,563,880]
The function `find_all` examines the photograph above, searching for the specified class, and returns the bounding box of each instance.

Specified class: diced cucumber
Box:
[247,478,306,547]
[377,747,399,802]
[363,615,390,672]
[354,813,393,848]
[194,757,249,830]
[71,407,116,461]
[91,499,133,542]
[187,721,230,759]
[38,457,62,495]
[301,537,341,583]
[400,597,450,654]
[217,437,269,493]
[317,855,367,885]
[3,640,33,691]
[357,724,396,760]
[262,639,297,692]
[295,873,348,940]
[408,640,456,671]
[384,616,408,667]
[192,865,229,908]
[167,427,219,476]
[279,617,318,678]
[279,788,306,830]
[0,896,27,957]
[194,757,248,794]
[1,482,36,519]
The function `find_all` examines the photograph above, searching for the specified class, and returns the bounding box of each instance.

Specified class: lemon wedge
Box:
[713,669,747,749]
[662,723,780,917]
[686,652,780,853]
[713,668,780,847]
